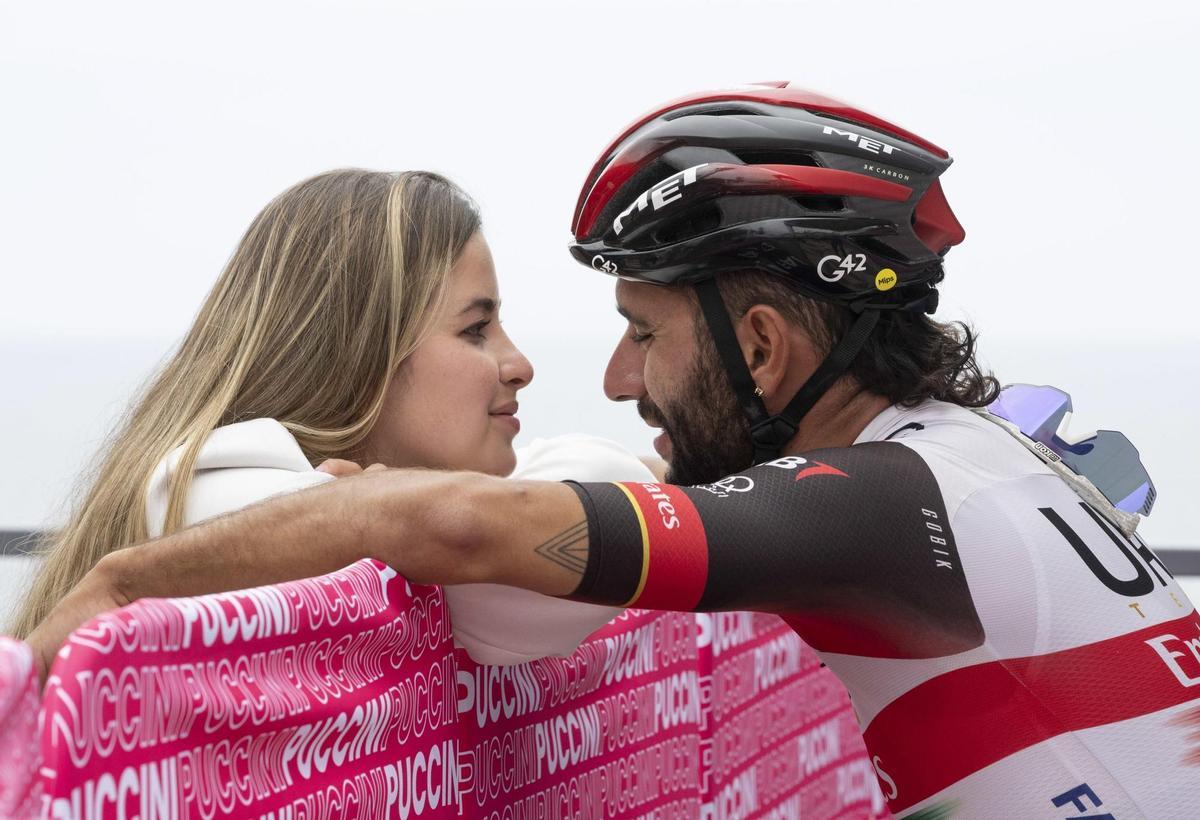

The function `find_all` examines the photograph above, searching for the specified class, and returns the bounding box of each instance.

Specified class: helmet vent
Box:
[791,195,844,213]
[855,236,906,263]
[645,205,723,247]
[664,105,762,120]
[732,149,820,168]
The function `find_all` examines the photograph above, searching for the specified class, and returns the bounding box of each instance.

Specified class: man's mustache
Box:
[637,397,666,429]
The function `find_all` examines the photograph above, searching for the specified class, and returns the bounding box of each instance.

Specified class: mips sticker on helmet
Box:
[875,269,897,291]
[591,255,618,275]
[817,253,867,283]
[612,164,709,236]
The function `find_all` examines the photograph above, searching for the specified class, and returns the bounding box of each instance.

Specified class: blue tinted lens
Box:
[1060,430,1156,516]
[987,384,1155,516]
[988,383,1071,442]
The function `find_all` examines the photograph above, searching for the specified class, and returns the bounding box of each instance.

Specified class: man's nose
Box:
[604,334,644,402]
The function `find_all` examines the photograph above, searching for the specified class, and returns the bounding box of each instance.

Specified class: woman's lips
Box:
[653,430,671,459]
[491,412,520,433]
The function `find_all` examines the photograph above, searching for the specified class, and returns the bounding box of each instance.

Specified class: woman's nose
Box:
[499,331,534,389]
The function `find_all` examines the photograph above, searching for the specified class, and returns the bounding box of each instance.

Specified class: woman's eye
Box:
[463,320,490,341]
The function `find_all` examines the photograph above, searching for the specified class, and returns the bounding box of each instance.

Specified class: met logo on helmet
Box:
[612,164,708,236]
[822,126,900,156]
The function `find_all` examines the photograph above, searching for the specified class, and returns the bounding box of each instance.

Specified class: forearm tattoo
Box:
[533,520,589,576]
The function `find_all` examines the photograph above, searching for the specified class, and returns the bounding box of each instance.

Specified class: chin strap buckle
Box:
[694,277,894,467]
[749,416,797,463]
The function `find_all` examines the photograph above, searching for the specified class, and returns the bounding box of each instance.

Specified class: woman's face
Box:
[361,233,534,476]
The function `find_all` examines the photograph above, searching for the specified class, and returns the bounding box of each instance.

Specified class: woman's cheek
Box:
[459,354,498,448]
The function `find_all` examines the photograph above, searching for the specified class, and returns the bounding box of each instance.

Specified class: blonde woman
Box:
[11,169,639,662]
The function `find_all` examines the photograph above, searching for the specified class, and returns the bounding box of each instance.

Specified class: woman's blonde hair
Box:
[10,169,480,638]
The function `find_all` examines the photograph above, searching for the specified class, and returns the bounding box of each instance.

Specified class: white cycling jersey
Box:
[568,399,1199,818]
[844,402,1197,818]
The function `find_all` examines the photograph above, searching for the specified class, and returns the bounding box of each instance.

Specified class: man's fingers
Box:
[316,459,364,477]
[315,460,387,478]
[26,565,130,688]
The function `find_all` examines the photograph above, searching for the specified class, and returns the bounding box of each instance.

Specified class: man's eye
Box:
[630,331,652,344]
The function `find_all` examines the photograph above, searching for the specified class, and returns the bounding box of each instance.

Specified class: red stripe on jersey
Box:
[618,482,709,610]
[863,610,1200,814]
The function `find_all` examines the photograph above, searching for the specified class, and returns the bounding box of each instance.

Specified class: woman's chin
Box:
[470,444,518,477]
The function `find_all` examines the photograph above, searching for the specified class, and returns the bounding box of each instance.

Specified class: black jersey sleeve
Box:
[565,442,984,658]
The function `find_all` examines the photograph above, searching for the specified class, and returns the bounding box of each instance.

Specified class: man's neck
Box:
[782,381,892,454]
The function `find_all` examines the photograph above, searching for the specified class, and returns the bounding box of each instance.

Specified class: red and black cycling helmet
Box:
[569,82,966,462]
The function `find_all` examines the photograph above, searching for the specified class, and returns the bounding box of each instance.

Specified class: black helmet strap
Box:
[693,278,881,464]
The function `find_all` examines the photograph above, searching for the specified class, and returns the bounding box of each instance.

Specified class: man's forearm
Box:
[25,467,590,684]
[100,467,586,603]
[101,469,445,601]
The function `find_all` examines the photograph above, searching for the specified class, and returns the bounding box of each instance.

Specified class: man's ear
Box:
[734,305,817,413]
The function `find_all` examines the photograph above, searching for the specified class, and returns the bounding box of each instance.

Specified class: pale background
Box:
[3,0,1198,618]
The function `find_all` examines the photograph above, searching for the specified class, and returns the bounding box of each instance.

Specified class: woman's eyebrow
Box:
[458,297,498,316]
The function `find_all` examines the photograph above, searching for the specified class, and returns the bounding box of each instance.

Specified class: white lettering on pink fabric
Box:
[22,560,884,817]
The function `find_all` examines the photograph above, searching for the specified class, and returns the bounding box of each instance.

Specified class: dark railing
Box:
[1,531,39,556]
[4,529,1200,574]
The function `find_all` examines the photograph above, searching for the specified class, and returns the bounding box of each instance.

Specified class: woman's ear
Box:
[734,305,816,414]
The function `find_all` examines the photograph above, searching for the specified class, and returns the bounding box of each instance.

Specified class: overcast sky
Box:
[2,0,1197,546]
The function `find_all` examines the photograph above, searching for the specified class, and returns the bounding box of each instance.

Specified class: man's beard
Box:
[639,341,754,486]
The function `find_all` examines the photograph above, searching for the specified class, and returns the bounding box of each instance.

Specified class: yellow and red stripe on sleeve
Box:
[610,481,709,610]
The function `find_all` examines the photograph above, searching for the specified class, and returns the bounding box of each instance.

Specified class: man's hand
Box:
[316,460,388,478]
[20,467,592,685]
[24,561,129,686]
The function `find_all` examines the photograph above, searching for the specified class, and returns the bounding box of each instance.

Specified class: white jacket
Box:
[145,419,649,665]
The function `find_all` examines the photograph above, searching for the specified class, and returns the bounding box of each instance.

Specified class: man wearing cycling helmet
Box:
[33,83,1200,818]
